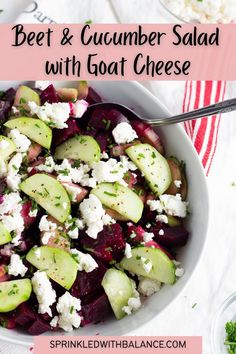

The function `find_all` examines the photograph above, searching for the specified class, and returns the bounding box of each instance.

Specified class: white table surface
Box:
[0,1,236,354]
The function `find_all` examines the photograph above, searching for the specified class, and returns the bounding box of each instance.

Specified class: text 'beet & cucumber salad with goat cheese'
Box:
[0,82,189,334]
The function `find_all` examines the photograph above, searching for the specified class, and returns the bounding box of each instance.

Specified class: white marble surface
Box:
[0,2,236,354]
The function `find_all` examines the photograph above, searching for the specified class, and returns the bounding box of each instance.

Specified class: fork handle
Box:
[145,98,236,126]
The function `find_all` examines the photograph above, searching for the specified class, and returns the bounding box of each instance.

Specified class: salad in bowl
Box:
[0,82,189,336]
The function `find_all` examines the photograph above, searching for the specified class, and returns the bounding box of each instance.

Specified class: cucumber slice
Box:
[0,279,32,312]
[168,216,181,227]
[0,136,16,162]
[120,247,176,285]
[0,222,12,246]
[102,269,133,320]
[26,246,77,290]
[14,85,40,107]
[54,135,101,164]
[20,174,71,223]
[91,182,144,223]
[126,143,172,196]
[5,118,52,150]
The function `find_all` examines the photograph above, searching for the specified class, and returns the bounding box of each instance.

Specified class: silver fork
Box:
[86,99,236,127]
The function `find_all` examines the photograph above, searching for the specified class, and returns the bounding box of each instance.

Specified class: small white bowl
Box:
[211,293,236,354]
[0,81,209,346]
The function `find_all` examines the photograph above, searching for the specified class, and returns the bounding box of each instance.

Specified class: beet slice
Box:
[40,84,59,105]
[151,223,189,248]
[15,303,36,326]
[52,119,81,146]
[95,132,111,151]
[86,87,102,105]
[27,316,51,335]
[81,293,111,325]
[131,120,164,155]
[0,314,16,329]
[80,224,125,263]
[71,259,107,297]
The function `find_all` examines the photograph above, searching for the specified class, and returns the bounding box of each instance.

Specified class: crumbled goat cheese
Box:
[0,161,7,178]
[112,122,138,144]
[8,129,31,153]
[175,267,185,277]
[159,229,164,236]
[55,159,90,184]
[70,249,98,272]
[92,158,128,184]
[141,257,152,273]
[56,292,82,332]
[35,81,51,90]
[160,194,188,218]
[119,155,137,171]
[31,271,56,316]
[173,260,185,277]
[147,199,163,213]
[63,183,82,202]
[72,100,88,118]
[50,316,59,328]
[0,140,10,149]
[8,254,28,277]
[146,223,151,229]
[11,106,19,115]
[0,192,24,246]
[174,180,182,188]
[101,151,109,160]
[80,175,97,188]
[79,194,114,239]
[28,101,71,129]
[163,0,236,24]
[143,232,154,242]
[6,153,23,191]
[156,215,168,224]
[124,243,132,258]
[122,297,141,315]
[173,260,181,267]
[35,156,55,173]
[39,215,57,244]
[138,276,161,297]
[29,208,38,218]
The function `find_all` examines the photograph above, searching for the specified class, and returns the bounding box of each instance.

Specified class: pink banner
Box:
[34,336,202,354]
[0,24,235,80]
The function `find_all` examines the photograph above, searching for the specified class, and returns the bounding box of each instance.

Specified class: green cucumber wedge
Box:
[126,143,172,196]
[0,279,32,312]
[5,118,52,150]
[91,182,144,223]
[0,222,12,246]
[26,246,78,290]
[102,269,133,320]
[120,247,176,285]
[0,136,16,162]
[20,174,71,223]
[14,85,40,107]
[54,135,101,164]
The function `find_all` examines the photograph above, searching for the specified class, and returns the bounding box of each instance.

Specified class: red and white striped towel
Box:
[183,81,226,175]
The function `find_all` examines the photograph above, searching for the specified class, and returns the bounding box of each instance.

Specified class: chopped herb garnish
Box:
[138,153,145,159]
[104,191,117,197]
[192,303,197,309]
[224,321,236,353]
[70,306,74,314]
[151,152,156,158]
[19,97,27,104]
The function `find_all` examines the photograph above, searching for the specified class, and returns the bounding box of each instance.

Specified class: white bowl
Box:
[0,81,209,346]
